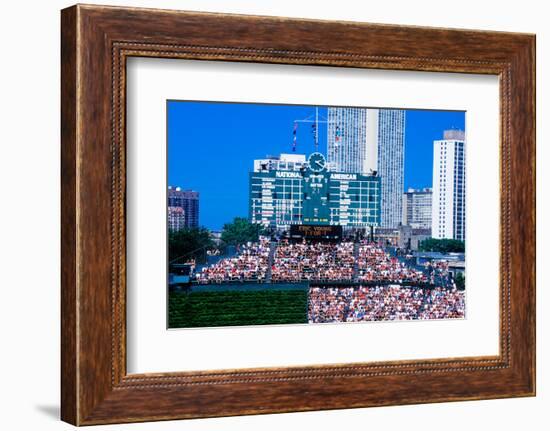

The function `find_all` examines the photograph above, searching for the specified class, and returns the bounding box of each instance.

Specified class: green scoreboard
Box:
[249,152,381,229]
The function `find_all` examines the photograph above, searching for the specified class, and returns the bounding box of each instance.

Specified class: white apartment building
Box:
[431,130,466,241]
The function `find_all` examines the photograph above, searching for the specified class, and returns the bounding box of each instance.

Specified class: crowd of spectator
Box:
[308,285,465,323]
[271,240,354,282]
[196,239,432,284]
[357,243,426,283]
[425,260,452,286]
[195,237,270,283]
[193,237,465,321]
[418,287,465,319]
[196,239,458,289]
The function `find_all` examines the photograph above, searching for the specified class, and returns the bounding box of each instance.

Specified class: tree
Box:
[221,217,264,246]
[169,227,214,264]
[419,238,465,253]
[455,272,465,290]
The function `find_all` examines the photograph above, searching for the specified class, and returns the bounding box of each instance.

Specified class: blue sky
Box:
[167,101,465,230]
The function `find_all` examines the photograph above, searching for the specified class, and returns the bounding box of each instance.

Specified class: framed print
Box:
[61,4,536,425]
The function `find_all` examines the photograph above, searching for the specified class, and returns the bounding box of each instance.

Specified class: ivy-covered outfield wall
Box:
[168,288,309,328]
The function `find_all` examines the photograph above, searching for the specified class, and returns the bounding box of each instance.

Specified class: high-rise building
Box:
[168,206,185,232]
[327,107,405,228]
[327,108,374,174]
[167,186,199,228]
[377,109,406,228]
[402,187,433,229]
[249,152,380,229]
[431,130,466,241]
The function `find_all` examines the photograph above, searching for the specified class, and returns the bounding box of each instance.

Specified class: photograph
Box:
[167,101,466,329]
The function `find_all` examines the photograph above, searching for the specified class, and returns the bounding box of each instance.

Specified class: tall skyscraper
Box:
[168,186,199,228]
[377,109,406,228]
[327,107,405,228]
[431,130,466,241]
[402,187,432,229]
[327,108,373,174]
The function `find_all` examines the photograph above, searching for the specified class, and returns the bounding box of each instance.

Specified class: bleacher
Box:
[194,237,431,286]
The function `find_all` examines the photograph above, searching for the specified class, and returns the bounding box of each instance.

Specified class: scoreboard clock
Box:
[307,152,327,172]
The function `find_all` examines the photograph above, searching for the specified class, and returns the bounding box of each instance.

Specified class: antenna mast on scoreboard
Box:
[292,106,329,153]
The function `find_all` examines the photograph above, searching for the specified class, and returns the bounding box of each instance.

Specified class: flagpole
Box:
[292,107,331,154]
[315,106,319,152]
